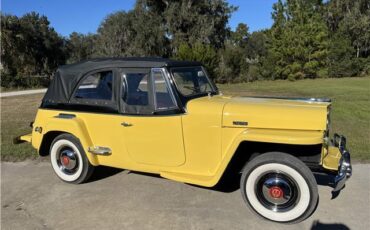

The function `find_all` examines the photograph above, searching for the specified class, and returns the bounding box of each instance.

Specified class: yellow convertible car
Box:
[16,58,351,223]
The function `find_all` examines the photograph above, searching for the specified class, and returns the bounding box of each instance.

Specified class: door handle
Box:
[121,122,133,127]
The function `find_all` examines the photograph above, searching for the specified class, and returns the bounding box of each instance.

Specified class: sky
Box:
[2,0,277,37]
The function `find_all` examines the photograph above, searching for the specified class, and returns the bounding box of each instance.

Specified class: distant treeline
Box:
[1,0,369,88]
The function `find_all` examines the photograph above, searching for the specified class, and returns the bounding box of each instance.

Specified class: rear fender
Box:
[34,115,99,166]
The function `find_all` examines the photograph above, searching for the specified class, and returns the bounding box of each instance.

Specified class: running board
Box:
[88,146,112,156]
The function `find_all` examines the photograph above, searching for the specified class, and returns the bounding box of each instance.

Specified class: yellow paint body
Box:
[23,95,341,187]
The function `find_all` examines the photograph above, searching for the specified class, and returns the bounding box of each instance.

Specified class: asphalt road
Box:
[1,161,369,230]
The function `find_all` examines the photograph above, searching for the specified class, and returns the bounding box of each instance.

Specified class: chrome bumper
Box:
[332,134,352,192]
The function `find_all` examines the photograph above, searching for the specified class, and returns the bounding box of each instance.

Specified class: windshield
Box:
[170,66,216,97]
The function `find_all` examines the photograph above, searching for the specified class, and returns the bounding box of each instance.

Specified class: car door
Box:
[69,69,129,168]
[120,68,185,167]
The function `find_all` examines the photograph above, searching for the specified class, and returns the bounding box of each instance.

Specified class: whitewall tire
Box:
[50,134,94,184]
[240,152,318,223]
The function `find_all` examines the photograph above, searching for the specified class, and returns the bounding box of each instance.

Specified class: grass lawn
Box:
[1,77,369,161]
[1,94,42,161]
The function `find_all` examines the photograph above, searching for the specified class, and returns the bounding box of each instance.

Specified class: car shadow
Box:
[121,170,240,193]
[86,167,338,196]
[311,220,350,230]
[87,166,125,183]
[210,172,241,193]
[127,171,162,178]
[188,171,242,193]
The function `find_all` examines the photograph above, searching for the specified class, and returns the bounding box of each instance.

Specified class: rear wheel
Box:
[50,134,94,184]
[240,152,318,223]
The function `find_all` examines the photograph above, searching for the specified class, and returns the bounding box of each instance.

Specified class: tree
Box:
[326,0,370,58]
[135,0,237,52]
[231,23,249,47]
[327,34,360,77]
[95,7,169,57]
[267,0,329,80]
[95,11,136,57]
[1,12,66,87]
[245,31,268,60]
[66,32,97,63]
[217,42,248,83]
[217,23,252,83]
[175,42,218,80]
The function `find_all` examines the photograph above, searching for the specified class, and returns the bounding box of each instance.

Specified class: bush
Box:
[360,58,370,76]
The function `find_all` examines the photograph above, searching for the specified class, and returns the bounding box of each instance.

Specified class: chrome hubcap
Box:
[57,147,78,174]
[255,172,300,212]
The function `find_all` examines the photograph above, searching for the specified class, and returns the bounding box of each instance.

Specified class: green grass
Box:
[1,77,369,161]
[1,94,42,161]
[218,77,370,162]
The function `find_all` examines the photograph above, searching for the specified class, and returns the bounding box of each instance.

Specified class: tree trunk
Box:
[357,46,360,58]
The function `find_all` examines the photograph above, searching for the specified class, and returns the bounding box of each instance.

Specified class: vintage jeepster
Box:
[16,58,352,223]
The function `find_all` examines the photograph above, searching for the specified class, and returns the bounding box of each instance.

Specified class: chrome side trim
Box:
[88,146,112,156]
[332,134,352,192]
[242,96,331,103]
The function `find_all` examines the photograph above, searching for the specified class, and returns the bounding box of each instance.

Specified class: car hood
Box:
[187,95,330,131]
[222,96,330,131]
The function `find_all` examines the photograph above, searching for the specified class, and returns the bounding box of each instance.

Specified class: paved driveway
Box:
[1,161,369,230]
[0,89,47,98]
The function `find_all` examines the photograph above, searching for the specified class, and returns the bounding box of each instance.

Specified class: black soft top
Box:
[42,57,201,106]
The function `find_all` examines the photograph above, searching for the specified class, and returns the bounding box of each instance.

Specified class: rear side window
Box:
[74,71,113,100]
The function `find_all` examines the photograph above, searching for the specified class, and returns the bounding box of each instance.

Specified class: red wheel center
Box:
[62,156,70,166]
[269,186,283,199]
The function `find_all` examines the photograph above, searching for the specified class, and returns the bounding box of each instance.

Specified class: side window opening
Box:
[120,68,178,115]
[153,69,177,110]
[122,73,149,106]
[74,71,113,100]
[171,67,213,97]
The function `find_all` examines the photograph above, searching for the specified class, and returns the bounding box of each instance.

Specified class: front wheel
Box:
[50,134,94,184]
[240,152,318,223]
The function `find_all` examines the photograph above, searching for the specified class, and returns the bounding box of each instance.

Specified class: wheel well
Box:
[222,141,322,178]
[39,131,65,156]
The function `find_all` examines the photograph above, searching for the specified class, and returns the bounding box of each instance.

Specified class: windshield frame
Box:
[169,66,218,101]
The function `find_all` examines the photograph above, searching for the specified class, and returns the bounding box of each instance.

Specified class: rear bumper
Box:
[332,134,352,192]
[13,133,32,144]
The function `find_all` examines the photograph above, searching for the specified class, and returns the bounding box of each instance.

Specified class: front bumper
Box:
[332,134,352,192]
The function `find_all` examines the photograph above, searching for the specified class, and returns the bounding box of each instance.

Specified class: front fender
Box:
[209,128,325,187]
